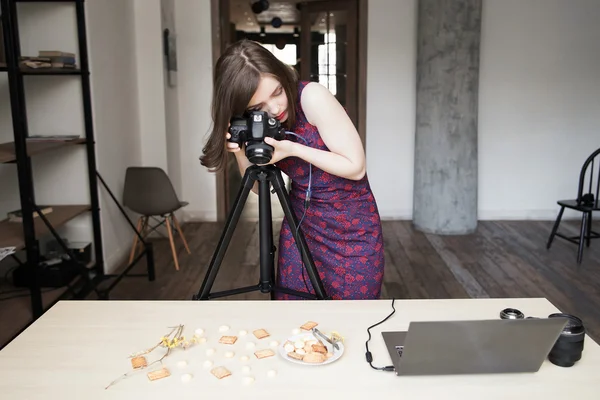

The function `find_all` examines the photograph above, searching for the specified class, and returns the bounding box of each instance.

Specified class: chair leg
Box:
[586,211,592,247]
[172,213,191,254]
[577,212,588,264]
[129,216,144,265]
[547,206,565,249]
[165,215,180,271]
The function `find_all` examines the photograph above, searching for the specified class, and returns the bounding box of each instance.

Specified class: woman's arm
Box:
[264,82,366,180]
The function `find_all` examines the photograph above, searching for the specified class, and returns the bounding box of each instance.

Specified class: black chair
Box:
[547,148,600,264]
[123,167,191,271]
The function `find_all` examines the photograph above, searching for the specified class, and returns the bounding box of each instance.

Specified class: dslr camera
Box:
[228,111,286,165]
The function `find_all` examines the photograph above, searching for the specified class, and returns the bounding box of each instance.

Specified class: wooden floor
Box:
[2,218,599,349]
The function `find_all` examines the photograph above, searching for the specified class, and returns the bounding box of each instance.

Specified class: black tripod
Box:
[193,164,329,300]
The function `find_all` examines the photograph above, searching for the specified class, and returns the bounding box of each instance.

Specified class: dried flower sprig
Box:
[105,324,201,389]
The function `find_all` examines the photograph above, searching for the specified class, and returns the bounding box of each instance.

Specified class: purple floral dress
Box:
[275,81,385,300]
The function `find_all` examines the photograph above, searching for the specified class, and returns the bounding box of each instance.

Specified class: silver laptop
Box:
[382,318,567,376]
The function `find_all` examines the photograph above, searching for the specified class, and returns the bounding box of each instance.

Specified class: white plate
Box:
[278,332,344,366]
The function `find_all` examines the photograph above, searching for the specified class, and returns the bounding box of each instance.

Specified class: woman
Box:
[200,39,384,300]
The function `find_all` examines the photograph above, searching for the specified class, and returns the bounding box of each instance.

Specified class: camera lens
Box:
[246,143,273,165]
[500,308,524,320]
[547,313,585,368]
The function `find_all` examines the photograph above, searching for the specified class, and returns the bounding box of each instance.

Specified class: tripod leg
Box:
[193,168,256,300]
[269,167,329,300]
[257,171,276,299]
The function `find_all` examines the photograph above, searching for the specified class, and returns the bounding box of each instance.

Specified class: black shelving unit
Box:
[0,0,155,326]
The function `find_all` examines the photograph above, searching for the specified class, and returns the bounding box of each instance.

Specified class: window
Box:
[318,31,336,95]
[261,43,297,66]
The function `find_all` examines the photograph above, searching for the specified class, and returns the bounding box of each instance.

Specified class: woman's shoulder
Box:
[298,80,327,94]
[298,82,335,125]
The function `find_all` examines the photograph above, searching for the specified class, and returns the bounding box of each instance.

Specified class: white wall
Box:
[478,0,600,219]
[133,0,168,171]
[367,0,600,220]
[86,0,142,272]
[174,0,216,221]
[366,0,416,219]
[161,0,183,196]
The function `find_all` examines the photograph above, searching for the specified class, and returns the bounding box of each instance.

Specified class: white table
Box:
[0,298,598,399]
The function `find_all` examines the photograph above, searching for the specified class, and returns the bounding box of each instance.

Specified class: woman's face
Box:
[246,75,288,122]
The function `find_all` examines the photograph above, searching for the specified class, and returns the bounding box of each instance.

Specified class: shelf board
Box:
[0,138,86,163]
[0,65,80,75]
[14,0,78,2]
[20,68,82,75]
[0,205,91,250]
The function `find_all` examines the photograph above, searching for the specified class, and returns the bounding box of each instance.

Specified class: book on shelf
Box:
[18,51,77,69]
[38,51,75,58]
[6,206,53,223]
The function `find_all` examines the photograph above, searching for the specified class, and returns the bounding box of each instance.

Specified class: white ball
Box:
[267,369,277,378]
[284,343,295,352]
[219,325,230,332]
[181,373,192,382]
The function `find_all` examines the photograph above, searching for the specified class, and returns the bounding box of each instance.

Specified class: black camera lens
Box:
[499,308,525,320]
[547,313,585,368]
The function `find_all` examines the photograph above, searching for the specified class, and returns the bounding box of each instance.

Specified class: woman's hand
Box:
[262,137,296,165]
[225,132,242,153]
[225,123,243,154]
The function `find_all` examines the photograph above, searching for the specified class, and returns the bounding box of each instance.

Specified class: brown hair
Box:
[200,39,299,172]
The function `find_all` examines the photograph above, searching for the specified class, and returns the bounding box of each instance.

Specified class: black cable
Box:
[365,298,396,371]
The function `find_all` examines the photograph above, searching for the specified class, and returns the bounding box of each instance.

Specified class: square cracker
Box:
[211,366,232,379]
[147,367,171,381]
[253,329,270,339]
[300,321,318,330]
[219,335,238,344]
[254,349,275,359]
[287,351,304,360]
[131,356,147,369]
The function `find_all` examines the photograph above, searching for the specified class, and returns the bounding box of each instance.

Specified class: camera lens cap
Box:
[500,308,525,320]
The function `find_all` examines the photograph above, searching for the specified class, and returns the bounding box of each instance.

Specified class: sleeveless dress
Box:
[275,81,385,300]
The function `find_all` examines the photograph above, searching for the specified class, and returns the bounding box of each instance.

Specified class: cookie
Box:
[311,344,328,354]
[303,352,326,363]
[300,321,318,330]
[131,356,147,369]
[253,329,270,339]
[211,366,232,379]
[287,351,304,360]
[147,367,171,381]
[218,335,238,345]
[254,349,275,359]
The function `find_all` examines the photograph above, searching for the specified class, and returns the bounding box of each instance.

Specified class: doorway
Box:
[212,0,368,221]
